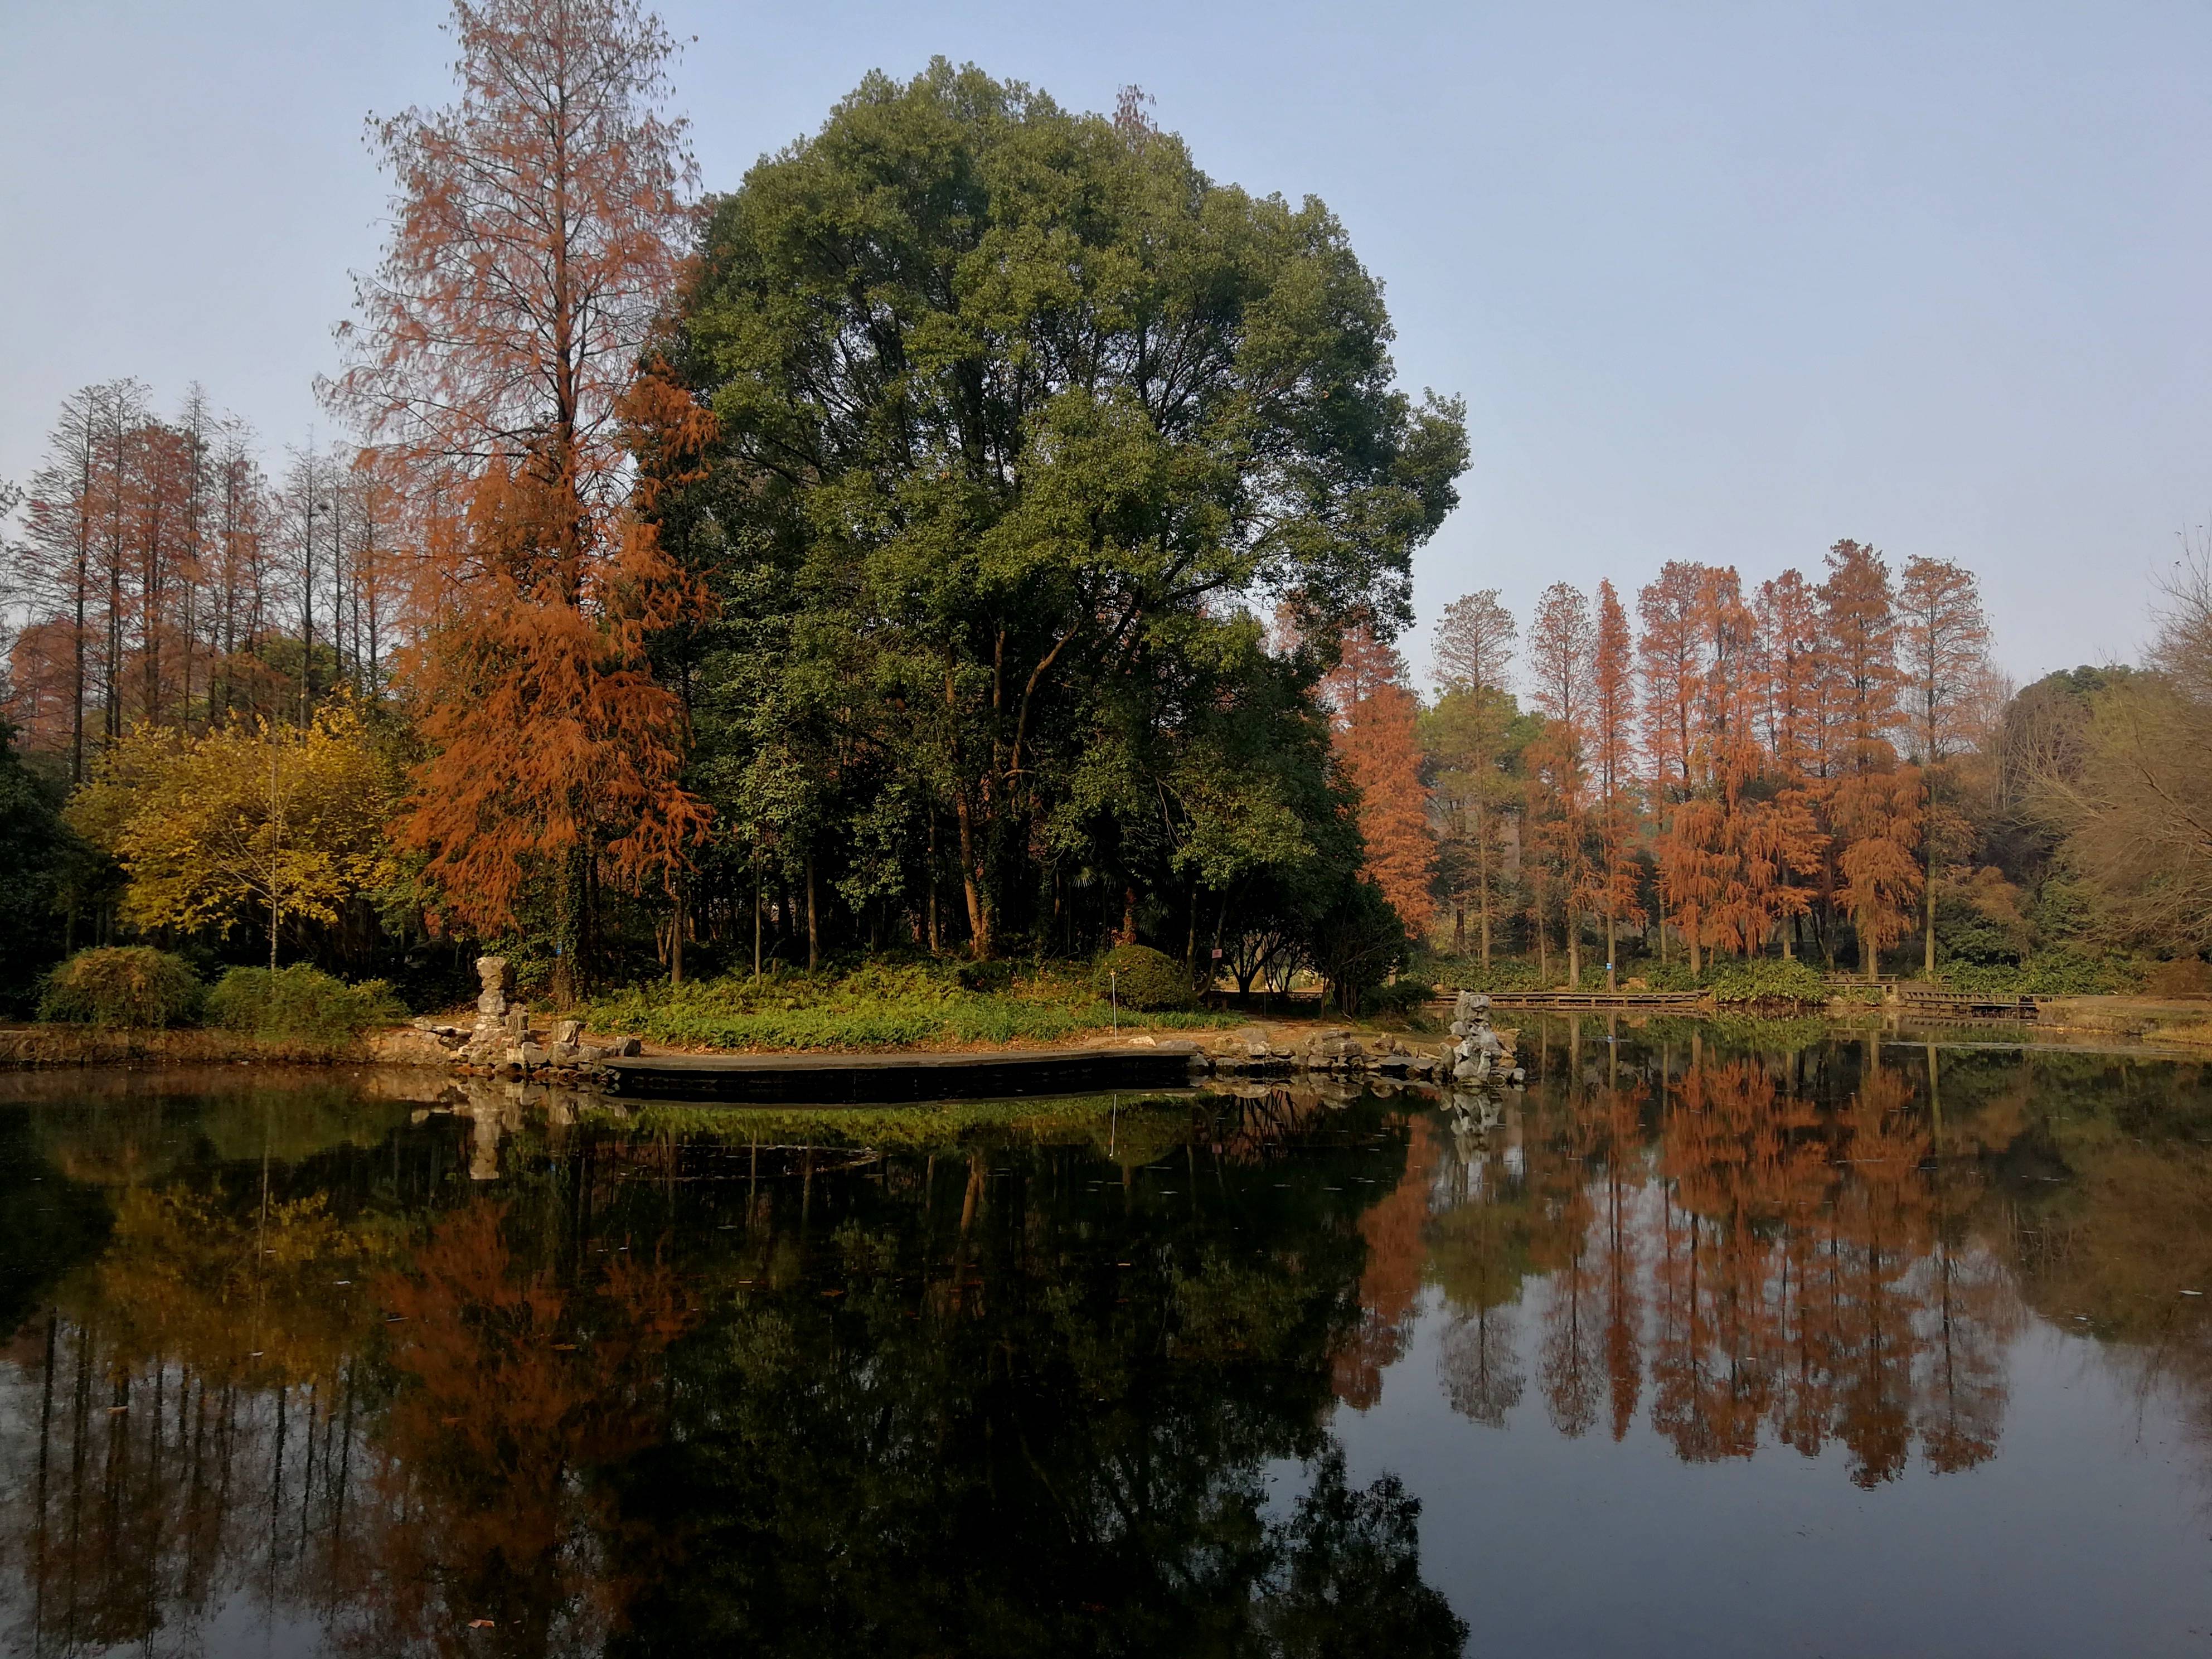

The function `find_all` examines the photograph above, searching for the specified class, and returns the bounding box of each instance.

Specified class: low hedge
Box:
[206,965,406,1044]
[38,948,204,1029]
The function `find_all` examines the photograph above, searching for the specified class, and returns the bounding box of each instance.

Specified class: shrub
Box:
[38,947,203,1029]
[1941,949,2147,997]
[1093,944,1194,1011]
[206,964,406,1044]
[954,958,1013,994]
[1702,958,1829,1005]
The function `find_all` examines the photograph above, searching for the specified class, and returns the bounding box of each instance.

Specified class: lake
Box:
[3,1021,2210,1657]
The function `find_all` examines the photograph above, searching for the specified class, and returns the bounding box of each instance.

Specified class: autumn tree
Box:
[1326,628,1435,937]
[2027,557,2212,952]
[329,0,710,1001]
[1638,561,1705,964]
[66,703,402,965]
[1898,556,1992,974]
[1822,541,1919,978]
[1754,569,1831,957]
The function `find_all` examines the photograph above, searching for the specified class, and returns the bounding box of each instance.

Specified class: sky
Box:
[4,0,2208,688]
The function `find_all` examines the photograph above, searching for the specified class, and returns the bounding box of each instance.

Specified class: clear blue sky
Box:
[4,0,2206,686]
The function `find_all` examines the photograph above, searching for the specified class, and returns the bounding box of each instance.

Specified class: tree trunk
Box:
[805,848,819,973]
[1567,910,1580,989]
[1605,913,1617,992]
[1120,885,1138,945]
[954,788,990,957]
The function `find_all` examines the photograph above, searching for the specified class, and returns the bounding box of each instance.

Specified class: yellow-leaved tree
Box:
[69,704,401,964]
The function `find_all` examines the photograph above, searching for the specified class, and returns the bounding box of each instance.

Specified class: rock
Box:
[475,955,514,1017]
[551,1017,583,1046]
[609,1036,642,1057]
[516,1043,551,1068]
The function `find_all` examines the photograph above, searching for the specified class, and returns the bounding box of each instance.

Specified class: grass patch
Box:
[585,959,1238,1053]
[207,965,406,1046]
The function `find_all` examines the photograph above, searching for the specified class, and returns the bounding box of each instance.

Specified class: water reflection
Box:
[4,1031,2212,1655]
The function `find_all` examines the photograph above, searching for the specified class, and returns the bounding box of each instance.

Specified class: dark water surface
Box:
[5,1025,2212,1657]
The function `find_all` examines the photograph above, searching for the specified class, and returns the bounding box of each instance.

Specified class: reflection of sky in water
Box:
[1340,1288,2210,1657]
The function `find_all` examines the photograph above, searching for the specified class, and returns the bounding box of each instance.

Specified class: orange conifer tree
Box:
[1821,541,1918,979]
[1637,561,1706,967]
[1326,627,1435,937]
[1753,569,1831,958]
[329,0,709,1000]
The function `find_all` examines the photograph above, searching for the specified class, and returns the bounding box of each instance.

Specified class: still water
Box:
[4,1024,2211,1657]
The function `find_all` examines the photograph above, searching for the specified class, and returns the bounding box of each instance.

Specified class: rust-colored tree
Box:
[329,0,709,1000]
[1637,560,1705,965]
[1822,541,1919,979]
[1753,569,1832,958]
[1326,626,1436,936]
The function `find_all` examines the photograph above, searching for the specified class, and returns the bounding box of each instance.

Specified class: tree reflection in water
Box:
[6,1036,2212,1655]
[0,1080,1465,1658]
[1403,1026,2061,1486]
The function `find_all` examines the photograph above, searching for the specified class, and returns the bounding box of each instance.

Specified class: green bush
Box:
[38,947,204,1029]
[954,958,1013,994]
[1702,958,1829,1005]
[206,965,406,1044]
[1417,954,1542,992]
[1939,949,2147,997]
[1093,944,1195,1011]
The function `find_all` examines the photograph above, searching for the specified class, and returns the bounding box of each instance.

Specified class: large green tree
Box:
[659,62,1466,961]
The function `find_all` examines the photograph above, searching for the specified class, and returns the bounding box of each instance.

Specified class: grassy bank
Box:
[584,961,1240,1054]
[0,1025,377,1068]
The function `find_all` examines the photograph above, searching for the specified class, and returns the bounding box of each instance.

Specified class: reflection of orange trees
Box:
[1332,1115,1440,1409]
[1652,1060,1823,1462]
[1524,1049,2017,1482]
[356,1201,691,1657]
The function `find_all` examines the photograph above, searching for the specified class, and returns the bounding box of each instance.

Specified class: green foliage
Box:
[587,959,1232,1052]
[1701,958,1830,1005]
[38,947,204,1029]
[1418,953,1544,992]
[1940,949,2150,996]
[0,724,76,1015]
[205,965,406,1044]
[1094,944,1195,1011]
[664,60,1466,967]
